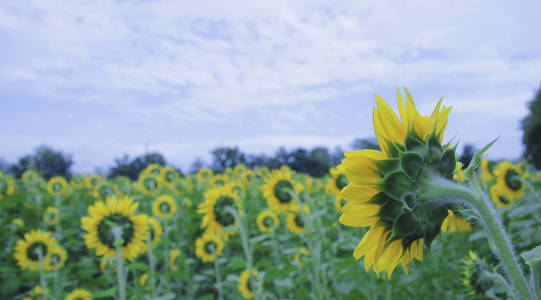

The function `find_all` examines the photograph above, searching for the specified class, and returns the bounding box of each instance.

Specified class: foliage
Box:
[522,86,541,169]
[7,146,73,179]
[108,152,170,180]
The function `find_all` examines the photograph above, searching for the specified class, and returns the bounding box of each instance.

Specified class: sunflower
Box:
[255,166,270,179]
[169,248,182,271]
[160,167,179,188]
[145,215,163,246]
[211,173,229,187]
[326,166,349,196]
[227,180,246,199]
[238,269,261,299]
[441,210,472,233]
[84,174,103,189]
[81,196,148,261]
[138,173,160,195]
[293,247,310,266]
[489,185,513,208]
[23,285,49,300]
[256,210,279,233]
[44,244,67,270]
[286,205,310,234]
[152,194,178,219]
[112,176,134,196]
[93,182,115,201]
[493,161,525,201]
[43,207,59,226]
[453,162,466,182]
[233,164,247,176]
[47,176,69,196]
[70,174,86,189]
[241,170,256,183]
[22,170,39,184]
[261,168,303,213]
[65,288,93,300]
[139,272,149,287]
[196,168,214,182]
[14,229,58,271]
[12,218,24,229]
[142,163,163,177]
[0,176,16,199]
[195,232,225,263]
[198,185,241,234]
[338,88,455,277]
[480,158,497,183]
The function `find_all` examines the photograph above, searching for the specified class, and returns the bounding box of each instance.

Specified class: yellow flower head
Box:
[198,185,241,234]
[142,164,163,177]
[169,248,182,271]
[145,215,163,246]
[160,167,179,188]
[0,176,16,199]
[47,176,69,196]
[43,207,60,226]
[14,229,59,271]
[453,162,466,182]
[84,174,103,189]
[65,288,92,300]
[261,168,303,213]
[326,166,349,196]
[293,247,310,266]
[196,168,214,182]
[44,244,67,271]
[81,196,148,261]
[138,173,160,195]
[286,205,310,234]
[441,210,472,233]
[339,88,455,278]
[241,169,256,183]
[238,269,261,299]
[152,194,178,219]
[22,170,40,184]
[256,210,279,233]
[70,174,86,189]
[211,173,229,187]
[93,182,115,201]
[489,184,513,208]
[12,218,25,229]
[195,232,225,263]
[493,161,525,201]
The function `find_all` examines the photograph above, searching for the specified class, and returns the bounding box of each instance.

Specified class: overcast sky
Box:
[1,1,540,173]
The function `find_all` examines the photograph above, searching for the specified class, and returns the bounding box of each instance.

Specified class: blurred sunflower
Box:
[211,173,229,187]
[198,185,241,234]
[453,162,466,182]
[160,167,179,188]
[70,174,86,189]
[326,166,349,196]
[293,247,310,266]
[261,168,303,213]
[169,248,182,271]
[65,289,93,300]
[339,88,456,277]
[47,176,69,196]
[227,180,246,199]
[93,182,115,201]
[241,169,256,183]
[0,176,16,199]
[138,173,160,195]
[493,161,525,201]
[286,205,310,234]
[22,170,39,184]
[139,272,149,288]
[23,285,49,300]
[238,269,261,299]
[489,185,513,208]
[142,163,163,177]
[256,210,279,233]
[84,174,103,190]
[196,168,214,182]
[81,196,148,261]
[195,232,224,262]
[480,158,497,183]
[145,215,163,246]
[441,210,472,233]
[12,218,25,229]
[14,229,58,271]
[233,164,247,176]
[152,194,177,219]
[43,207,59,226]
[43,244,67,270]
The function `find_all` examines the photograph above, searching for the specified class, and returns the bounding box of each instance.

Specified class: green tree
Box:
[8,145,73,179]
[522,86,541,169]
[210,147,247,172]
[108,152,168,180]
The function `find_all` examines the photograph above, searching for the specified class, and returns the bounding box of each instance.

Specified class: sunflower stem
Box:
[213,255,224,300]
[112,226,126,300]
[36,248,48,300]
[54,195,62,242]
[423,181,534,300]
[146,232,157,298]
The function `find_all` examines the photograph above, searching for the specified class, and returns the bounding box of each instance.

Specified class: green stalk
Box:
[112,226,126,300]
[533,263,541,300]
[423,181,533,300]
[37,248,48,300]
[54,195,62,241]
[213,255,224,300]
[146,233,157,298]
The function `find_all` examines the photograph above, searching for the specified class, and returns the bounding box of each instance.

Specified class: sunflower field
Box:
[2,91,541,300]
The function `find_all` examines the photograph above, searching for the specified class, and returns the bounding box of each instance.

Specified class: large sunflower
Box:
[65,289,93,300]
[14,229,58,271]
[238,269,261,299]
[492,161,525,201]
[195,232,225,263]
[81,196,148,261]
[338,88,459,277]
[256,210,279,233]
[198,185,241,234]
[152,194,178,219]
[261,168,303,213]
[489,184,513,208]
[47,176,70,196]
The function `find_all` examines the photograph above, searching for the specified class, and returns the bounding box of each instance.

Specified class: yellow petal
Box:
[339,184,379,203]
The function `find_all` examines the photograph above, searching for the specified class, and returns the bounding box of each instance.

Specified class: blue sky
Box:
[1,1,540,173]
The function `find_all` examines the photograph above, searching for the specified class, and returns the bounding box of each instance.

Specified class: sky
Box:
[1,1,540,173]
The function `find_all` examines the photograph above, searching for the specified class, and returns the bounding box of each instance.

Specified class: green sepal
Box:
[375,158,400,176]
[367,192,392,206]
[379,199,404,222]
[464,136,500,179]
[385,140,404,158]
[405,131,426,155]
[381,171,412,201]
[391,212,419,240]
[400,151,424,180]
[422,206,448,248]
[439,148,457,179]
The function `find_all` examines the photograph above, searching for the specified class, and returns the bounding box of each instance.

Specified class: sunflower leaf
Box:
[464,136,500,179]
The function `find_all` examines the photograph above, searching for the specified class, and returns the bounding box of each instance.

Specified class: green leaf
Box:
[520,245,541,267]
[464,136,500,178]
[93,287,117,298]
